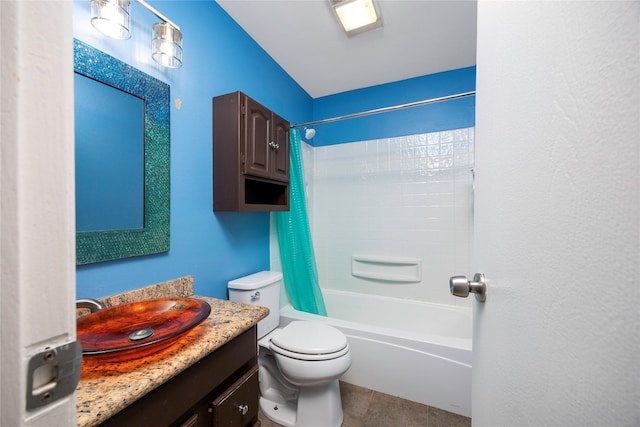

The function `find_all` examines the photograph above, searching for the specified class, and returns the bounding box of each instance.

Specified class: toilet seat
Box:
[270,321,349,359]
[270,341,350,361]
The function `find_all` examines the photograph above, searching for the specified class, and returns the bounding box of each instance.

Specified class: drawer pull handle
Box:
[237,404,249,416]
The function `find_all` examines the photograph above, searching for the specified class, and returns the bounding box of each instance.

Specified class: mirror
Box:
[75,72,145,231]
[74,39,170,265]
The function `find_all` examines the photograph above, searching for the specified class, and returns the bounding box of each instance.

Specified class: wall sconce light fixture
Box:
[330,0,383,37]
[90,0,183,68]
[151,22,182,68]
[90,0,131,39]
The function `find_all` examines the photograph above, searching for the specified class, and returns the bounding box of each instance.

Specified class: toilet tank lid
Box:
[228,271,283,290]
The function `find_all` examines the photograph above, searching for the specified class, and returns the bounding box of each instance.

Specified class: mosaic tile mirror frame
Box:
[74,39,170,265]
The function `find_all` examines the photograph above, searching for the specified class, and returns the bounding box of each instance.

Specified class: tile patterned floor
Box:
[258,381,471,427]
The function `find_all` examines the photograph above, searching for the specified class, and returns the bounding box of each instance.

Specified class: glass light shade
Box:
[91,0,131,40]
[151,23,183,68]
[334,0,380,33]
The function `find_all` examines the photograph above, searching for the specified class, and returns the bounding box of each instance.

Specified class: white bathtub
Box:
[278,289,472,417]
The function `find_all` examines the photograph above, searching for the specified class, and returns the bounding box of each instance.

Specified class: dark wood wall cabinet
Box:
[213,91,290,211]
[99,327,260,427]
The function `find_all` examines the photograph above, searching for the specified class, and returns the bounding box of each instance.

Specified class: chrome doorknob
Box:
[450,273,487,302]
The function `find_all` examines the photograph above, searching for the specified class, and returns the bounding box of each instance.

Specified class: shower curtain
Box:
[274,129,327,316]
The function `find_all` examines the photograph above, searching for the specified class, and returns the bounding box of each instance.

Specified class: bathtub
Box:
[278,289,472,417]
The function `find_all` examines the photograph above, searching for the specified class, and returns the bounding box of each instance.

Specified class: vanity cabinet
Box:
[213,91,290,212]
[99,327,260,427]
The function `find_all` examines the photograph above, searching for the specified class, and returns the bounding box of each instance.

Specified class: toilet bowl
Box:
[269,321,351,386]
[228,271,351,427]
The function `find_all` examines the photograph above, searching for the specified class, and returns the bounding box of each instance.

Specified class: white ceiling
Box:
[216,0,478,98]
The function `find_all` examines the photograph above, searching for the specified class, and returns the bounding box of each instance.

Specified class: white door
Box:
[1,2,78,426]
[471,1,639,426]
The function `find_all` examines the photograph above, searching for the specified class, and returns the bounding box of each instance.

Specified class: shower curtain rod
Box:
[291,90,476,129]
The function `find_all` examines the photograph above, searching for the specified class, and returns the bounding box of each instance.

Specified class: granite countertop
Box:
[76,295,268,427]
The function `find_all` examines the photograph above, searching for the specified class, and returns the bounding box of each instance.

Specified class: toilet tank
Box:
[228,271,282,339]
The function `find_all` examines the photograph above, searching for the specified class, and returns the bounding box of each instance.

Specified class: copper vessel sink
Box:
[77,298,211,362]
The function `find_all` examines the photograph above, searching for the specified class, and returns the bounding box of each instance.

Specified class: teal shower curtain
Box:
[275,129,327,316]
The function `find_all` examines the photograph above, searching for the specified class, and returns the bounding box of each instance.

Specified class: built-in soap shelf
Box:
[351,255,422,283]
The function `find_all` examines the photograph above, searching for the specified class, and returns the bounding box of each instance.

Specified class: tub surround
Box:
[76,277,269,427]
[304,128,475,307]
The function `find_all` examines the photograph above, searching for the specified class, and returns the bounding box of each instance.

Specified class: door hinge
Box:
[26,341,82,411]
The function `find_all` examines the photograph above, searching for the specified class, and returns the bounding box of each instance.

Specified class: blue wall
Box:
[73,0,475,300]
[310,67,476,147]
[74,0,312,299]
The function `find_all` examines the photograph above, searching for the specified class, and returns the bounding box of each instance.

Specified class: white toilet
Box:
[228,271,351,427]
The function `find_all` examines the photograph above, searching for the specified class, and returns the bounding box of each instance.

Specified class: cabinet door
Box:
[244,97,271,179]
[211,366,259,426]
[272,113,290,182]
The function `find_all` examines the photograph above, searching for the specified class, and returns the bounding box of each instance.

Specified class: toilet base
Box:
[260,395,296,427]
[260,380,344,427]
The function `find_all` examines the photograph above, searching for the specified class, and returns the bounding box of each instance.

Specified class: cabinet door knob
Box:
[237,404,249,415]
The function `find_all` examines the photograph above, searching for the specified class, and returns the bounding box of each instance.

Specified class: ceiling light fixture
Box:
[90,0,183,68]
[330,0,383,37]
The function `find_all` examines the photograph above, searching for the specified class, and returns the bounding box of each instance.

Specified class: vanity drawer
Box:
[211,365,259,426]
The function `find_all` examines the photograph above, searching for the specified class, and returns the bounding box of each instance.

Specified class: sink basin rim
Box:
[77,297,211,357]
